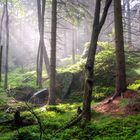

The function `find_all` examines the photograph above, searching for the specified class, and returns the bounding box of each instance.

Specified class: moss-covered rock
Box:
[8,86,36,101]
[56,71,84,99]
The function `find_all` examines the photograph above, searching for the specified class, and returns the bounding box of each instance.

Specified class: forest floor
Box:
[0,50,140,140]
[92,90,140,116]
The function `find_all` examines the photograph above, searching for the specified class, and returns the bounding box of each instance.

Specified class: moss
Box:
[0,103,140,140]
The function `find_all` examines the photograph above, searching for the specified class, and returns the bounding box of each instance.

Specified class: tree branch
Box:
[99,0,112,32]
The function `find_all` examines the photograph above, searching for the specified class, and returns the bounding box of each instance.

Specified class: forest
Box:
[0,0,140,139]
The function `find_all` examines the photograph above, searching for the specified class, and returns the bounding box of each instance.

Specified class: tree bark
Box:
[113,0,126,98]
[48,0,57,105]
[126,0,132,49]
[36,0,43,87]
[0,46,3,83]
[0,5,5,83]
[4,0,9,89]
[82,0,112,121]
[72,28,75,64]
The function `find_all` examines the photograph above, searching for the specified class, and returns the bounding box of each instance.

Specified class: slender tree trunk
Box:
[63,31,67,57]
[36,42,41,86]
[82,0,112,121]
[38,43,43,88]
[0,46,3,83]
[41,0,50,77]
[41,0,50,76]
[0,5,5,83]
[48,0,57,105]
[113,0,126,98]
[122,0,126,44]
[43,43,50,76]
[36,0,43,87]
[4,0,9,89]
[0,4,5,44]
[72,28,75,64]
[126,0,132,49]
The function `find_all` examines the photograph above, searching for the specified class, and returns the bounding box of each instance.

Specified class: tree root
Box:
[103,91,123,105]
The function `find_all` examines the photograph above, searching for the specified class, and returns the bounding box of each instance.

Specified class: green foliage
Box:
[94,44,140,87]
[2,67,48,89]
[94,48,116,86]
[6,68,37,89]
[92,86,114,101]
[58,55,81,67]
[81,41,140,87]
[11,131,38,140]
[128,80,140,90]
[97,41,114,50]
[57,56,85,73]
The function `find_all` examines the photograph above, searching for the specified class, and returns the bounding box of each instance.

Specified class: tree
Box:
[4,0,9,89]
[82,0,112,121]
[36,0,50,87]
[112,0,127,99]
[126,0,132,48]
[48,0,57,105]
[72,28,75,64]
[0,4,5,83]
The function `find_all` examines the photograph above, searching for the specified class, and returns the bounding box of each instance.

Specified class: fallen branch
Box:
[0,119,13,125]
[55,113,82,134]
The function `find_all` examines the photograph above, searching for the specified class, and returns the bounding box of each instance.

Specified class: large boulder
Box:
[56,71,84,99]
[29,89,48,105]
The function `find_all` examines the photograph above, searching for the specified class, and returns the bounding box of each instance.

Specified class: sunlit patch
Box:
[40,106,46,112]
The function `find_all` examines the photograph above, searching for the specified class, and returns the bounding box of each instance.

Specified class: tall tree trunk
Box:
[113,0,126,98]
[4,0,9,89]
[126,0,132,49]
[0,4,5,83]
[82,0,112,121]
[40,0,50,77]
[36,0,50,87]
[48,0,57,105]
[36,0,43,87]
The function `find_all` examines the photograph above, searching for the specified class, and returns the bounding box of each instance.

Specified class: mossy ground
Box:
[0,102,140,140]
